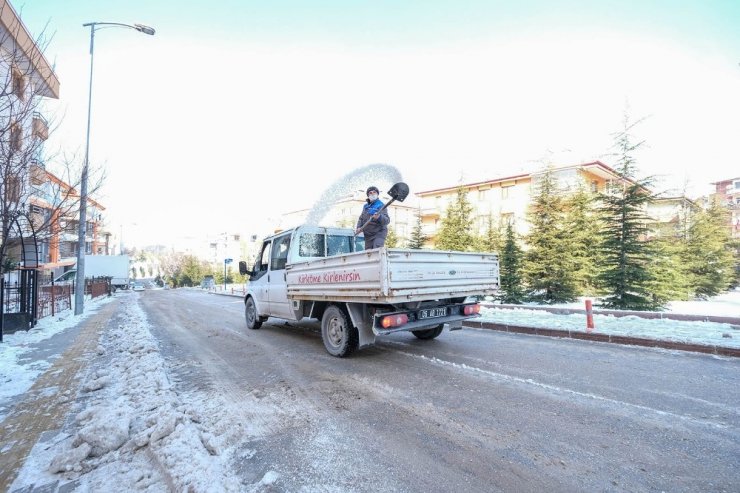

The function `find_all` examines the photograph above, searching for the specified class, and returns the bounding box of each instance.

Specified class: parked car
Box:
[132,282,145,292]
[201,275,215,289]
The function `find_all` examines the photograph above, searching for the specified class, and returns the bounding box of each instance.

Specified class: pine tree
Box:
[498,222,525,303]
[523,168,578,303]
[385,227,400,248]
[684,200,735,298]
[408,207,428,249]
[597,114,655,310]
[480,214,503,253]
[645,237,690,307]
[563,185,603,296]
[435,186,476,251]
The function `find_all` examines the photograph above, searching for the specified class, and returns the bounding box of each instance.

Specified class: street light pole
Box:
[74,21,154,315]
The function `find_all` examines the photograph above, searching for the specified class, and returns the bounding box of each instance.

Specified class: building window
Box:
[734,180,740,189]
[10,123,22,151]
[501,186,512,199]
[502,213,515,226]
[12,68,25,99]
[591,180,599,193]
[478,190,487,201]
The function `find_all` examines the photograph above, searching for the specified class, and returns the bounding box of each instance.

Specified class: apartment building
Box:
[0,1,111,275]
[1,0,59,269]
[710,177,740,239]
[416,161,624,245]
[645,196,697,239]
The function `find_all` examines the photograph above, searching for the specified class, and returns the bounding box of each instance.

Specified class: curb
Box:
[482,303,740,326]
[463,320,740,358]
[209,291,243,298]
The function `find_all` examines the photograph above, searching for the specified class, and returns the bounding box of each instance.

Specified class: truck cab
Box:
[244,226,364,320]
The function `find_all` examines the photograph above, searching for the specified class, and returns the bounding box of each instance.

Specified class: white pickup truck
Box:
[239,225,499,357]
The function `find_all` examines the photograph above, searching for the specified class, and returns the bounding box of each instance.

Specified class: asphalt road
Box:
[140,289,740,492]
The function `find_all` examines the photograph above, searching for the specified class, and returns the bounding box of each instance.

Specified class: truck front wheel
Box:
[321,305,358,357]
[245,297,263,330]
[412,324,444,340]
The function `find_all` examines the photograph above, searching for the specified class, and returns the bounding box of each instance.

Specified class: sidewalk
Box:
[483,303,740,325]
[0,298,119,491]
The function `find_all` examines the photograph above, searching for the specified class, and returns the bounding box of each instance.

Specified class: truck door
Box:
[250,240,272,315]
[267,232,294,319]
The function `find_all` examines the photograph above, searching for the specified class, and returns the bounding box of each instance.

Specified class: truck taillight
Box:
[463,304,481,315]
[381,313,409,328]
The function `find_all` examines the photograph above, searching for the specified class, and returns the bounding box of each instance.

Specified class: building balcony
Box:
[420,207,441,219]
[33,112,49,141]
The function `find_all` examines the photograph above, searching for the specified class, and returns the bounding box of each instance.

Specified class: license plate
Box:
[419,307,447,319]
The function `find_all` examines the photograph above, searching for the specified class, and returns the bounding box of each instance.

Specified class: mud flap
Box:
[448,320,463,331]
[345,303,376,348]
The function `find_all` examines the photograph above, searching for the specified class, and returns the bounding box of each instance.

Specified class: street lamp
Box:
[74,21,155,315]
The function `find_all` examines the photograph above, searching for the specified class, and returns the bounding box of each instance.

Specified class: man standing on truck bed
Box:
[356,185,390,249]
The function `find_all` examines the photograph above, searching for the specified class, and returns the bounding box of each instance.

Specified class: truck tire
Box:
[321,305,358,357]
[245,297,263,330]
[412,324,444,340]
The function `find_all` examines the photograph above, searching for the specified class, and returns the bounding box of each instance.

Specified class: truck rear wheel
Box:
[321,305,358,357]
[245,297,262,330]
[412,324,444,340]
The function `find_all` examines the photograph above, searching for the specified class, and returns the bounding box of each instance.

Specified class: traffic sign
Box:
[224,258,233,264]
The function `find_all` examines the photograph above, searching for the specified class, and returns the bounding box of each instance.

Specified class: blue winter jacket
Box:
[357,199,390,238]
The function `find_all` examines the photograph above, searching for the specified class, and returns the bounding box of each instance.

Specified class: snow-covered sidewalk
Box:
[4,295,255,492]
[478,308,740,349]
[0,296,115,423]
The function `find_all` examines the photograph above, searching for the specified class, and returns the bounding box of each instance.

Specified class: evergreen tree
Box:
[523,168,578,303]
[385,227,400,248]
[435,186,476,251]
[684,200,735,298]
[563,185,602,296]
[597,114,656,310]
[645,237,690,307]
[730,239,740,290]
[178,255,207,287]
[480,214,503,253]
[408,207,428,249]
[498,222,525,303]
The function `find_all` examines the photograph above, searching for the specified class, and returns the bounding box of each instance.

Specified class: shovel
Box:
[354,182,410,236]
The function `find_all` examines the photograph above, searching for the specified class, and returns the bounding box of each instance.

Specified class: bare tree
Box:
[0,5,103,277]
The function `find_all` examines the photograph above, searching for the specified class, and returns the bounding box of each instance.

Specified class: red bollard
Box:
[585,299,594,331]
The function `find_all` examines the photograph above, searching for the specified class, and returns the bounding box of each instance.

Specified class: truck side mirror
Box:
[238,261,252,276]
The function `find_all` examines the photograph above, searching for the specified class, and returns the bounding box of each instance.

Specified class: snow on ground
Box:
[479,307,740,348]
[0,296,114,422]
[10,295,245,492]
[665,291,740,317]
[501,290,740,318]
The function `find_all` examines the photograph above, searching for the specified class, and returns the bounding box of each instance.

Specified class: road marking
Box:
[387,344,731,430]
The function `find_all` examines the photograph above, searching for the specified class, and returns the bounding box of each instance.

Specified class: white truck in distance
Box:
[55,255,131,291]
[239,225,500,357]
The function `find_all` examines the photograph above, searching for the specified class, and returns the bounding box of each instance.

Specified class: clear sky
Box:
[14,0,740,247]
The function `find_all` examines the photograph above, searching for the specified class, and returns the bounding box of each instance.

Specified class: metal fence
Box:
[37,283,73,318]
[2,270,112,339]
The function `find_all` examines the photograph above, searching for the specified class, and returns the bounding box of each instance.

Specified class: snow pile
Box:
[0,296,114,422]
[479,307,740,348]
[12,296,243,492]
